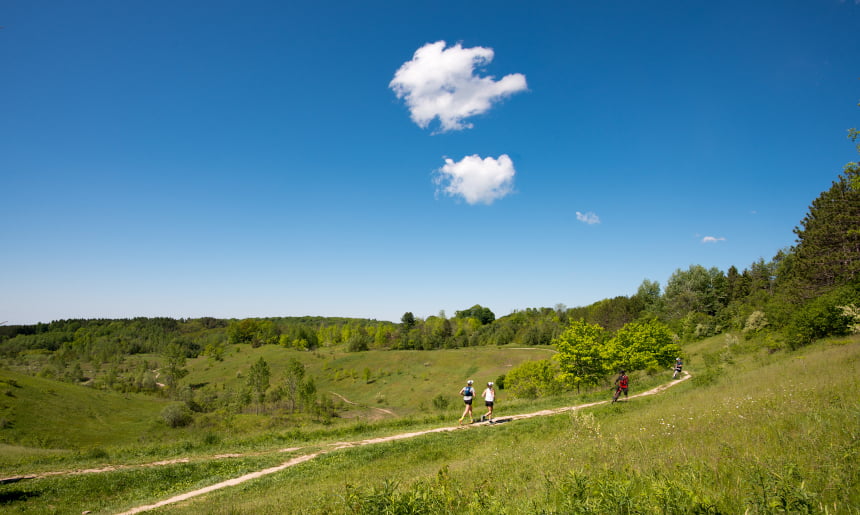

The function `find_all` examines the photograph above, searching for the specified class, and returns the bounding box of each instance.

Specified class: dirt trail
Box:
[5,373,691,513]
[330,392,396,416]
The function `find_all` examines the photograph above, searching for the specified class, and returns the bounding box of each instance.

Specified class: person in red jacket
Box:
[612,370,629,402]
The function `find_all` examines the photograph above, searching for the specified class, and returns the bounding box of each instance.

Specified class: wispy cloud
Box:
[576,211,600,225]
[390,41,528,132]
[702,236,726,243]
[434,154,516,205]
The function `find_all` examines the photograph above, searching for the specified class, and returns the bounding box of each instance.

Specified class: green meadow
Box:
[1,333,858,514]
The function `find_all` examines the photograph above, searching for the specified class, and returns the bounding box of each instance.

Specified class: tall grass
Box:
[142,336,859,514]
[1,337,857,513]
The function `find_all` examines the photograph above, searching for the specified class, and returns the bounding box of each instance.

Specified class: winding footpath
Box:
[4,373,691,514]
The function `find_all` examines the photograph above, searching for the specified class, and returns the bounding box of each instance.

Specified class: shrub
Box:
[431,393,449,410]
[505,359,562,399]
[783,285,859,349]
[161,403,193,428]
[742,310,769,337]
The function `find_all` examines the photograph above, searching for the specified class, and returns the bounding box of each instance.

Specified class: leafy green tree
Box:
[606,320,680,373]
[583,296,641,332]
[634,279,662,315]
[663,265,728,321]
[255,320,280,347]
[505,359,562,399]
[347,326,371,352]
[161,342,188,394]
[299,376,317,413]
[783,284,860,348]
[282,358,305,413]
[247,357,271,405]
[454,304,496,325]
[226,319,258,345]
[553,320,608,392]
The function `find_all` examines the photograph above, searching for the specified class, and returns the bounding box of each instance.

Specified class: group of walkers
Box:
[459,357,684,417]
[458,379,495,425]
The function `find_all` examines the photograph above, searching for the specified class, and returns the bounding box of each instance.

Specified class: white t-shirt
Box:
[483,388,495,402]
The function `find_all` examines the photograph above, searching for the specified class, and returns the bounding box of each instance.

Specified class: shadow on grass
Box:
[0,489,41,504]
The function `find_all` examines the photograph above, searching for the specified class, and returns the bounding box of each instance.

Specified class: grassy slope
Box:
[0,345,555,473]
[188,344,556,418]
[1,337,858,513]
[0,370,171,452]
[150,335,860,514]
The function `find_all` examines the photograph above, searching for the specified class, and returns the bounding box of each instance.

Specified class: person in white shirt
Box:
[481,382,496,423]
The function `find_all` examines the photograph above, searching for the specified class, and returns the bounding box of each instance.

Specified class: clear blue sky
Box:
[2,1,859,325]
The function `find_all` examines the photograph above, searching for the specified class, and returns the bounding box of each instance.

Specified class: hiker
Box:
[481,381,496,423]
[673,357,683,379]
[612,370,629,402]
[459,380,475,425]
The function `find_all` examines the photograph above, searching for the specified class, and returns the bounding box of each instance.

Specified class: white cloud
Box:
[702,236,726,243]
[434,154,516,205]
[390,41,528,132]
[576,211,600,225]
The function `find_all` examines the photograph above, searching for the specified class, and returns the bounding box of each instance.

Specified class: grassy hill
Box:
[190,344,557,418]
[0,345,557,471]
[0,370,172,453]
[0,335,858,513]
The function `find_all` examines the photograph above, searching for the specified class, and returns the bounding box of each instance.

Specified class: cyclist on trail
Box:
[481,381,496,423]
[673,357,683,379]
[613,370,629,402]
[459,380,475,425]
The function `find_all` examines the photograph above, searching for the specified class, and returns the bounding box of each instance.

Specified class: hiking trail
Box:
[2,373,691,514]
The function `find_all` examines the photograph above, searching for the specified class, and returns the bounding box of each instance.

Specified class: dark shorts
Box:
[619,387,628,394]
[485,401,494,407]
[463,399,472,405]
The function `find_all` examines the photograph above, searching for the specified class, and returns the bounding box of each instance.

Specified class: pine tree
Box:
[790,166,860,298]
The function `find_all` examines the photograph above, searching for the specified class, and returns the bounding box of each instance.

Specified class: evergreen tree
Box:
[789,165,860,299]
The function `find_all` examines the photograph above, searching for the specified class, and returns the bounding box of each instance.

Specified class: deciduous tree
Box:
[553,320,607,392]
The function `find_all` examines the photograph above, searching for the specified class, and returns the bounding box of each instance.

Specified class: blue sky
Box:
[2,1,859,325]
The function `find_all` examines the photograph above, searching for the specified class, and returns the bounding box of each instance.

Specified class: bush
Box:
[161,403,193,428]
[505,359,562,399]
[783,285,859,349]
[431,393,449,410]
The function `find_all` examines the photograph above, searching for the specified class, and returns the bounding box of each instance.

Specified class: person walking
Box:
[612,370,629,402]
[673,357,683,379]
[481,381,496,423]
[458,380,475,425]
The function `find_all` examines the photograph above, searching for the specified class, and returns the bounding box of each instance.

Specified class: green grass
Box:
[0,346,557,475]
[148,335,860,514]
[190,344,556,417]
[0,370,172,451]
[1,337,858,513]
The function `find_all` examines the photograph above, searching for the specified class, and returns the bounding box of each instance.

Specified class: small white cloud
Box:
[575,211,600,225]
[390,41,528,132]
[434,154,516,205]
[702,236,726,243]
